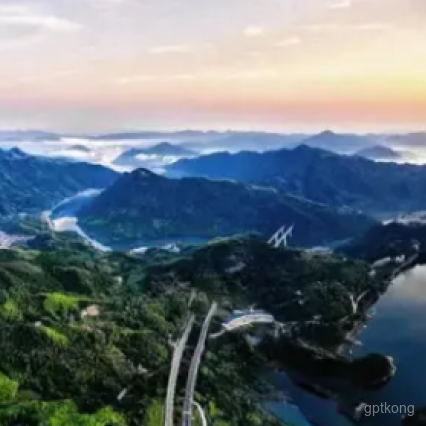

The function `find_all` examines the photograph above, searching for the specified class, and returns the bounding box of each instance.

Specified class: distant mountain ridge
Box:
[77,168,376,247]
[0,148,118,216]
[0,130,60,141]
[113,142,197,171]
[354,145,402,160]
[296,130,375,154]
[66,145,93,153]
[113,142,196,168]
[167,144,426,216]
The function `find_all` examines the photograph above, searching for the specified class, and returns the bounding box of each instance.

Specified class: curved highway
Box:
[182,302,217,426]
[165,315,195,426]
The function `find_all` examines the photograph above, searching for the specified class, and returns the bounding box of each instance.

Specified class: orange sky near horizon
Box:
[0,0,425,131]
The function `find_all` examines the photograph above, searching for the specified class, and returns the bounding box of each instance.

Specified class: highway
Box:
[193,402,208,426]
[165,314,195,426]
[182,302,217,426]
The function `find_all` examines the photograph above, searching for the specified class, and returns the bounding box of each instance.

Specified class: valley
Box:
[2,0,426,423]
[1,138,426,426]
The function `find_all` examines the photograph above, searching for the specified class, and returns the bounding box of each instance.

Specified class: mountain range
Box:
[167,144,426,216]
[77,168,375,247]
[294,130,375,154]
[354,145,402,161]
[0,148,118,216]
[113,142,197,169]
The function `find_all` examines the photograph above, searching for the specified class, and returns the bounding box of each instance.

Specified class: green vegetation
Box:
[0,299,22,321]
[0,148,117,216]
[143,236,383,346]
[143,400,164,426]
[340,221,426,262]
[77,168,375,247]
[39,326,70,349]
[167,142,426,215]
[0,373,19,402]
[43,293,82,317]
[0,233,386,426]
[0,401,124,426]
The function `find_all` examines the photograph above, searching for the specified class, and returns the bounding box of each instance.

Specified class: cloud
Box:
[115,73,197,84]
[301,23,393,32]
[0,6,81,32]
[248,51,263,57]
[0,34,42,52]
[216,69,277,80]
[275,37,302,47]
[115,69,278,85]
[148,45,194,54]
[327,0,352,9]
[243,26,264,37]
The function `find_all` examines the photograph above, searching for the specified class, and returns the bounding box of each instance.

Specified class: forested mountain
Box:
[113,143,197,169]
[167,144,426,215]
[0,233,384,426]
[0,148,118,216]
[339,221,426,262]
[77,168,375,247]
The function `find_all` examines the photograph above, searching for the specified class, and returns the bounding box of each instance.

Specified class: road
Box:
[193,402,208,426]
[182,302,217,426]
[165,315,195,426]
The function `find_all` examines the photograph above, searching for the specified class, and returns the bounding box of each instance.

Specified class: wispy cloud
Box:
[0,34,42,52]
[217,69,277,80]
[243,26,264,37]
[147,45,194,54]
[301,23,393,32]
[115,69,278,85]
[327,0,352,9]
[275,37,302,47]
[0,6,81,32]
[116,73,197,84]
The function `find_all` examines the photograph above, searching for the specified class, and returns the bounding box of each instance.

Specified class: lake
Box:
[272,264,426,426]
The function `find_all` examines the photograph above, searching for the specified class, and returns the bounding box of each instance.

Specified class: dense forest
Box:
[0,229,389,426]
[77,168,375,247]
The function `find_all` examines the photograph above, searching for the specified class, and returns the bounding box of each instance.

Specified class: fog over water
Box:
[2,133,426,175]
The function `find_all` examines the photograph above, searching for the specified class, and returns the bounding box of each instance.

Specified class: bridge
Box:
[164,315,195,426]
[222,309,275,331]
[182,302,217,426]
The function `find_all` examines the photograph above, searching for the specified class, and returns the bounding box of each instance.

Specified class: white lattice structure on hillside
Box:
[268,225,294,248]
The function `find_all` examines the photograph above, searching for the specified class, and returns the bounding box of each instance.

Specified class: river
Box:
[271,264,426,426]
[45,189,207,252]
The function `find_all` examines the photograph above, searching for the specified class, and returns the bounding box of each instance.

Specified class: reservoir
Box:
[273,264,426,426]
[349,264,426,426]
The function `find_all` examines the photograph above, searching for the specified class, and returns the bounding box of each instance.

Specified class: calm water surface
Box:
[273,264,426,426]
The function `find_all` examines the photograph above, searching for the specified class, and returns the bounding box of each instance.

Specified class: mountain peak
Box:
[317,130,337,138]
[126,167,162,182]
[129,168,161,179]
[7,147,28,159]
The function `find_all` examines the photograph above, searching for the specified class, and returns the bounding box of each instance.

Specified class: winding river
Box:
[45,190,207,252]
[44,189,112,252]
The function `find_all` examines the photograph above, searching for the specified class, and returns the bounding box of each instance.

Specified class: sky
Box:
[0,0,425,132]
